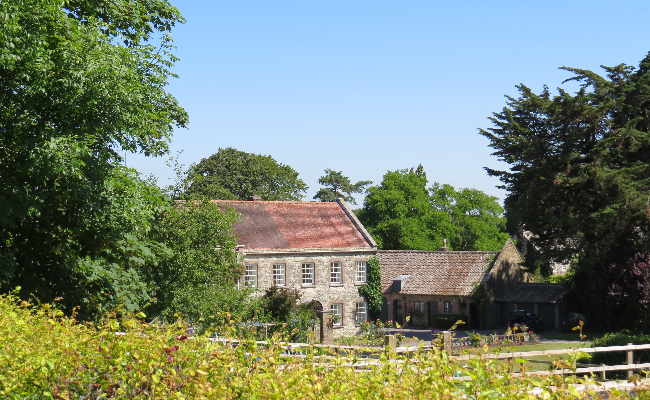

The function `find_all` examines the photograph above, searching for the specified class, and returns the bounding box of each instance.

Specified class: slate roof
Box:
[214,199,376,251]
[378,250,498,296]
[493,283,568,304]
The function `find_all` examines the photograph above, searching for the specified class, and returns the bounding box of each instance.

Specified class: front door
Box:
[394,299,403,325]
[427,301,438,327]
[469,303,480,329]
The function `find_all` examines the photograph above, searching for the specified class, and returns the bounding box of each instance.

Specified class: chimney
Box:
[247,195,262,201]
[439,239,450,252]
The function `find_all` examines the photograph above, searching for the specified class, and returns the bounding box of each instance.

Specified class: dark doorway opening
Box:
[427,301,438,327]
[469,303,480,329]
[394,299,403,325]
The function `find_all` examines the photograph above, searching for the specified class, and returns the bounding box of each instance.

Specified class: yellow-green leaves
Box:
[1,292,643,398]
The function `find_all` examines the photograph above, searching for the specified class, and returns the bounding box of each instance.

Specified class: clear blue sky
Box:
[128,0,650,206]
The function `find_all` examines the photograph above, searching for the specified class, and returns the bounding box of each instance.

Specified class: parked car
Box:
[508,310,545,333]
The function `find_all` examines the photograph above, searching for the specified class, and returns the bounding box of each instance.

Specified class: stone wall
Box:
[242,249,376,338]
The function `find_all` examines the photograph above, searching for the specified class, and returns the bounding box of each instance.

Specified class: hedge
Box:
[431,314,468,330]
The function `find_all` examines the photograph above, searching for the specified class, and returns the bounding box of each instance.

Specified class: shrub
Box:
[359,319,392,346]
[431,314,468,330]
[467,331,482,347]
[259,286,300,322]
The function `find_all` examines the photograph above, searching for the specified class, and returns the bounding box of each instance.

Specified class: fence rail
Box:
[213,334,650,380]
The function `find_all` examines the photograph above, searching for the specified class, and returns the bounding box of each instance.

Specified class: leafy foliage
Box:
[480,53,650,327]
[258,287,319,342]
[0,0,187,316]
[430,183,511,251]
[143,200,250,325]
[259,286,301,323]
[469,283,488,329]
[360,166,509,251]
[604,252,650,331]
[1,291,644,399]
[185,147,308,201]
[313,169,372,205]
[358,166,435,249]
[358,319,393,346]
[358,256,382,320]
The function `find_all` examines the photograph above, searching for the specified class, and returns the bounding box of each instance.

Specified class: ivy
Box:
[470,283,487,329]
[358,256,382,320]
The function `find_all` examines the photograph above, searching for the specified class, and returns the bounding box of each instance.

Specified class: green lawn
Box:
[454,342,590,373]
[453,341,584,355]
[539,331,605,341]
[517,341,589,352]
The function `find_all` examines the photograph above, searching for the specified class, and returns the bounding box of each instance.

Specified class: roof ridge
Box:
[378,250,499,254]
[210,200,334,205]
[336,199,377,248]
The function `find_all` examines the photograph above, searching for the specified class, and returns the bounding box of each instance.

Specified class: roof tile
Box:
[378,250,497,296]
[214,200,374,250]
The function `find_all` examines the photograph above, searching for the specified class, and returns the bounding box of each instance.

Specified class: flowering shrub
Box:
[0,291,646,399]
[359,319,392,346]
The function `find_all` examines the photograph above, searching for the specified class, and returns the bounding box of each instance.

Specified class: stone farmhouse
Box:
[378,239,532,330]
[216,198,377,337]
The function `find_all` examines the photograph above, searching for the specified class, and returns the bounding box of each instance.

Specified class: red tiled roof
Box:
[214,200,375,251]
[378,250,498,296]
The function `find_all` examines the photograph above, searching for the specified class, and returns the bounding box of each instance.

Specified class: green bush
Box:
[582,331,650,378]
[358,319,393,346]
[590,331,650,363]
[431,314,468,330]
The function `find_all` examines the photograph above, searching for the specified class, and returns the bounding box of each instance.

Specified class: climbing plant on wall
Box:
[358,256,382,320]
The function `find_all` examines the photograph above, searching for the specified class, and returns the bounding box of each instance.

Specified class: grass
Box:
[539,331,606,341]
[453,342,591,373]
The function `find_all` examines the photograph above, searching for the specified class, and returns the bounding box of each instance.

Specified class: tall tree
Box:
[360,167,438,250]
[429,184,510,251]
[143,200,251,324]
[0,0,187,316]
[359,166,509,251]
[185,148,308,201]
[480,53,650,328]
[313,169,372,205]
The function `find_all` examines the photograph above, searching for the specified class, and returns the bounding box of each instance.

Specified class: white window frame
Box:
[273,263,286,286]
[355,302,367,325]
[302,262,315,285]
[331,303,343,326]
[444,301,453,314]
[330,262,342,284]
[414,301,425,314]
[244,264,257,287]
[355,261,367,283]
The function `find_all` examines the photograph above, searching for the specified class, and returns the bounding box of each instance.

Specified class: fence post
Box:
[572,351,576,371]
[443,331,451,354]
[318,311,334,345]
[627,343,634,379]
[601,364,606,381]
[385,335,396,354]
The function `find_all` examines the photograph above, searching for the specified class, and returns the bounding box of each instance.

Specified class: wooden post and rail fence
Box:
[213,332,650,381]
